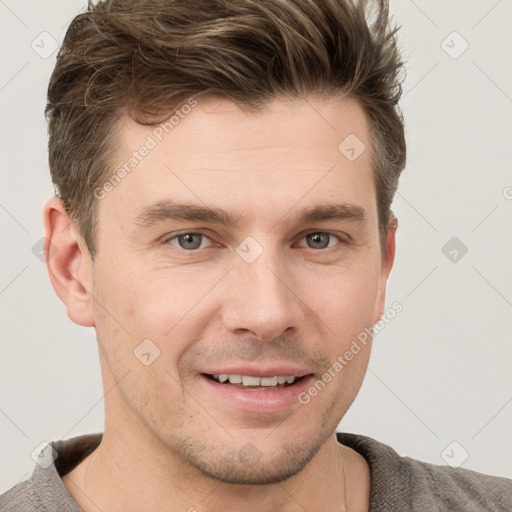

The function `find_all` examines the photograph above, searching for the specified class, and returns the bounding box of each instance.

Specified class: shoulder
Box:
[403,455,512,510]
[1,433,102,511]
[338,432,512,511]
[0,479,41,511]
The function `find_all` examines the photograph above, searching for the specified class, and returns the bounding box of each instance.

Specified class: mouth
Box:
[198,366,315,413]
[203,373,306,389]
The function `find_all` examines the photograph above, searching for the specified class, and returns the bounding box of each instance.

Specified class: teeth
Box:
[211,374,297,387]
[260,377,278,387]
[242,375,261,386]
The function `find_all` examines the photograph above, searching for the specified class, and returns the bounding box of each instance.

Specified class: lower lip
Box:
[199,374,315,413]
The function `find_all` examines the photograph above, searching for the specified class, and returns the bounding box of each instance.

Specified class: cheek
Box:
[104,264,185,325]
[110,270,215,366]
[300,262,381,336]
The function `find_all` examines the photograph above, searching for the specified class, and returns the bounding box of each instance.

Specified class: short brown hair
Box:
[46,0,406,260]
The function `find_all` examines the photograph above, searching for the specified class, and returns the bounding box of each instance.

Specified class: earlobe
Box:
[43,197,96,327]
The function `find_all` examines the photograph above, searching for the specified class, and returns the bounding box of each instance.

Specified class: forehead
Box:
[101,95,376,229]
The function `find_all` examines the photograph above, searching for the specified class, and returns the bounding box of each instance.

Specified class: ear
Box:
[373,216,398,324]
[43,197,96,327]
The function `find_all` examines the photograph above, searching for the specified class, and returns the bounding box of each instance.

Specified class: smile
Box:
[205,373,302,388]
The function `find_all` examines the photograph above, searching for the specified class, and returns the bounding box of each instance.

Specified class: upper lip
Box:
[200,365,312,378]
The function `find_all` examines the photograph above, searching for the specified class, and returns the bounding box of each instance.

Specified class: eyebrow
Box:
[134,200,367,229]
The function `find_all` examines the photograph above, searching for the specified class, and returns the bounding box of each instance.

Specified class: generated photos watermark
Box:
[93,96,199,200]
[298,300,403,405]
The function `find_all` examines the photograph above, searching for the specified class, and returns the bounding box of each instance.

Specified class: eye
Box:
[163,230,346,252]
[166,232,214,251]
[297,232,343,250]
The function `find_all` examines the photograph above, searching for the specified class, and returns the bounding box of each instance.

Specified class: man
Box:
[1,0,511,510]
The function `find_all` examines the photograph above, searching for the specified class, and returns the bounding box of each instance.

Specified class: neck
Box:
[62,424,370,512]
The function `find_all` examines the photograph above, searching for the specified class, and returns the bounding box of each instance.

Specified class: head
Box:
[44,0,405,485]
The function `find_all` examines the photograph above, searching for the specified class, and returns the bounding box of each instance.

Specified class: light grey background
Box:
[1,0,511,492]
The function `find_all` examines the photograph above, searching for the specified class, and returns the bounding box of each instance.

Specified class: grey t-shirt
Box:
[1,432,511,511]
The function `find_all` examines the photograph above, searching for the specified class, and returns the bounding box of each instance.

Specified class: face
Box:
[61,94,395,484]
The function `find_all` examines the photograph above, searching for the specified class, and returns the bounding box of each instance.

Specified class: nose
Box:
[221,249,304,343]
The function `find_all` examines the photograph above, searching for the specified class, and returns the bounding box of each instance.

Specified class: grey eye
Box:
[173,233,205,250]
[305,232,335,249]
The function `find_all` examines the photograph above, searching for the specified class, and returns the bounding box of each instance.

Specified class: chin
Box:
[174,436,325,485]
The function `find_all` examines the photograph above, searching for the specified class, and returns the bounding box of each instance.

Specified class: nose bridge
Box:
[222,239,302,341]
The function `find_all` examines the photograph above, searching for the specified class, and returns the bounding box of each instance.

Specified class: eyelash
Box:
[163,230,347,252]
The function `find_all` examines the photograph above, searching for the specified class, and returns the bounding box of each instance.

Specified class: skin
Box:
[45,94,397,512]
